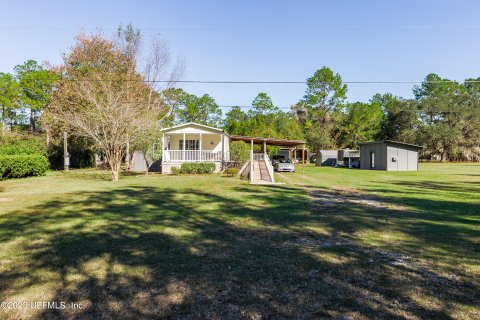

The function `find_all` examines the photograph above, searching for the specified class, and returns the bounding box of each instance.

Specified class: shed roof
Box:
[231,135,305,147]
[358,140,423,149]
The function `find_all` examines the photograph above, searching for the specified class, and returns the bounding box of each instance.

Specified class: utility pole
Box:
[63,131,69,171]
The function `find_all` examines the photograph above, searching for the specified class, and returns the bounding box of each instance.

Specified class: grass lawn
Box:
[0,163,479,319]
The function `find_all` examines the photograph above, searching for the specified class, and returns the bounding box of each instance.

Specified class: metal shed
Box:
[315,150,338,166]
[359,141,423,171]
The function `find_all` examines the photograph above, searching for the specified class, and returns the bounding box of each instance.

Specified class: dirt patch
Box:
[307,185,405,212]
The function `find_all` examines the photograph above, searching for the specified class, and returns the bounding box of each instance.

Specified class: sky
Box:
[1,0,480,110]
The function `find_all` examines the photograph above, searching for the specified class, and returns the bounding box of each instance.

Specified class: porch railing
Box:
[163,150,227,162]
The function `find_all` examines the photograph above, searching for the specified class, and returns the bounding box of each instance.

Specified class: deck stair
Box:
[250,159,274,184]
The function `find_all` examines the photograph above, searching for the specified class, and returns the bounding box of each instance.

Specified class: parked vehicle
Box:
[271,154,286,165]
[350,160,360,168]
[274,159,295,172]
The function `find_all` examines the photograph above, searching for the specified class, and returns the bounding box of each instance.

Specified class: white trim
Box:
[161,122,230,136]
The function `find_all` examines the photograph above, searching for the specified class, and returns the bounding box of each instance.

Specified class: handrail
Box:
[264,153,275,183]
[163,150,227,162]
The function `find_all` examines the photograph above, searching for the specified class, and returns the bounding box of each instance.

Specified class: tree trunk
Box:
[125,141,130,171]
[441,149,448,162]
[1,106,4,136]
[45,126,51,147]
[30,109,34,133]
[107,147,122,182]
[112,166,120,181]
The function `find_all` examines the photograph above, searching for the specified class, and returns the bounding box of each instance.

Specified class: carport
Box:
[230,135,306,184]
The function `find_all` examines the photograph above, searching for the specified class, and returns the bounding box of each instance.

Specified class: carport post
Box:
[294,148,297,164]
[250,139,253,183]
[302,144,305,173]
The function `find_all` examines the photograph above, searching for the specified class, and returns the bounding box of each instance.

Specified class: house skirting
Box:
[161,162,223,174]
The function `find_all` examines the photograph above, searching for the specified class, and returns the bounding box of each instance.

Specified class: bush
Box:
[171,162,216,174]
[0,154,49,179]
[0,134,47,156]
[229,141,250,164]
[223,167,239,177]
[171,166,181,175]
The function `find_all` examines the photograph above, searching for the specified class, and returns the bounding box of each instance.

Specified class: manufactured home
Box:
[160,122,231,174]
[158,122,305,184]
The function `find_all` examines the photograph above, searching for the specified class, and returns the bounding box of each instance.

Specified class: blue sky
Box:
[1,0,479,109]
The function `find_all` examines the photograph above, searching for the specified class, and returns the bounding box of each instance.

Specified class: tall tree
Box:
[414,74,464,161]
[293,67,347,151]
[14,60,53,133]
[224,106,249,135]
[0,73,20,133]
[44,29,181,181]
[250,92,279,115]
[340,101,383,148]
[176,93,222,126]
[374,93,419,142]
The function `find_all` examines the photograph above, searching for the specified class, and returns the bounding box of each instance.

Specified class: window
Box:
[371,152,375,169]
[179,139,199,150]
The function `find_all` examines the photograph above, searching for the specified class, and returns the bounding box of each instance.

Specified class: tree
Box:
[176,93,222,126]
[340,101,383,148]
[160,87,186,127]
[250,92,279,115]
[414,74,464,161]
[45,29,182,181]
[293,67,347,151]
[229,141,250,164]
[0,73,20,134]
[14,60,54,133]
[223,106,249,135]
[374,93,419,143]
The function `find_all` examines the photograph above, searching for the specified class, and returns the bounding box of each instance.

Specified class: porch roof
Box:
[161,122,230,137]
[230,135,305,147]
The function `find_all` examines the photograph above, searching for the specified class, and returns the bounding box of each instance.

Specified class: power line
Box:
[5,78,480,84]
[2,25,480,31]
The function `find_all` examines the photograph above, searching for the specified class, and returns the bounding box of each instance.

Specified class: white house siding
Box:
[168,133,220,151]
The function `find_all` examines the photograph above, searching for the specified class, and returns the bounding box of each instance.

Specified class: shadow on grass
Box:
[0,183,478,319]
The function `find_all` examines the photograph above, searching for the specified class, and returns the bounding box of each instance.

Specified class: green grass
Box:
[0,164,479,319]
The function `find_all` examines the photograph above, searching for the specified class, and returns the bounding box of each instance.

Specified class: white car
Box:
[274,159,295,172]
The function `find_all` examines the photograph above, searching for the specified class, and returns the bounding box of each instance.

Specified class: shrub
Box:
[0,134,47,156]
[0,154,49,179]
[171,162,216,174]
[223,167,239,177]
[171,166,181,175]
[229,141,250,164]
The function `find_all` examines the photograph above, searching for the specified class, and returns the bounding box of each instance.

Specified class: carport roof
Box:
[230,135,305,147]
[358,140,423,149]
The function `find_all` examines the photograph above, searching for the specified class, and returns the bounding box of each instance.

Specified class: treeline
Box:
[2,49,480,163]
[164,67,480,162]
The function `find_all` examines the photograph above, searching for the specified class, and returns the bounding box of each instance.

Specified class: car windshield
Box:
[279,159,292,163]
